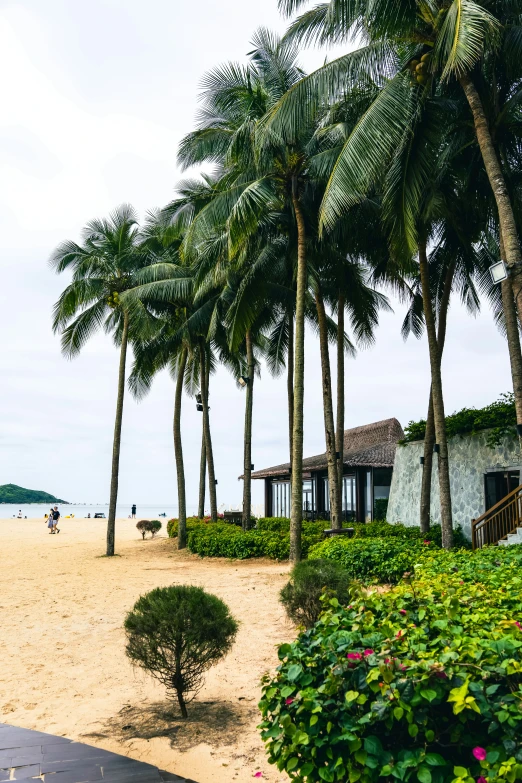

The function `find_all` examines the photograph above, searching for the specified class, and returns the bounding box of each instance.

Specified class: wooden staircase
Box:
[472,483,522,549]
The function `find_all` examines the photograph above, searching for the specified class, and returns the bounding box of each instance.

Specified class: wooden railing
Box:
[472,483,522,549]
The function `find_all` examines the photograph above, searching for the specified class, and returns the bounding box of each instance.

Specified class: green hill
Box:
[0,484,68,504]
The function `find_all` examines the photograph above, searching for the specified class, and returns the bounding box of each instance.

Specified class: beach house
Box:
[251,418,404,521]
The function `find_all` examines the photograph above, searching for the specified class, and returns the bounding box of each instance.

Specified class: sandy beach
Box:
[0,518,292,782]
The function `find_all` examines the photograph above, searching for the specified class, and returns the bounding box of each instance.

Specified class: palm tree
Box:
[178,30,312,558]
[50,205,148,556]
[271,0,522,434]
[127,213,193,548]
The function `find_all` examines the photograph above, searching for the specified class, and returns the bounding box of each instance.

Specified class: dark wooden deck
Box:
[0,722,197,782]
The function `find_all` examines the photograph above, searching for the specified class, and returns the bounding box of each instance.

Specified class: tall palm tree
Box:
[50,205,148,556]
[178,30,312,558]
[127,212,194,548]
[271,0,522,434]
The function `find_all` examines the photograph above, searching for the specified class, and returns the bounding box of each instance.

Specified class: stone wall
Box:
[386,429,522,539]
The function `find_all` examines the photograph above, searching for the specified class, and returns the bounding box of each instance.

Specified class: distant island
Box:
[0,484,68,504]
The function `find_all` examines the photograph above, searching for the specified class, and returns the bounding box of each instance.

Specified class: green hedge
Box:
[309,537,436,584]
[167,517,219,538]
[259,564,522,783]
[187,524,323,560]
[258,518,469,548]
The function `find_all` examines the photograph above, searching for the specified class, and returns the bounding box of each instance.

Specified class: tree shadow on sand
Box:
[89,699,257,752]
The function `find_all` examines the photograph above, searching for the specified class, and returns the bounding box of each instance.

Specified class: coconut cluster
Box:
[408,52,431,86]
[107,291,120,309]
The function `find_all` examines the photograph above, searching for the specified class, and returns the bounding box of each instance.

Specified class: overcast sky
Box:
[0,0,514,512]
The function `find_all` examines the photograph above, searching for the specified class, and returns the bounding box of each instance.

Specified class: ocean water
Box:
[0,503,187,520]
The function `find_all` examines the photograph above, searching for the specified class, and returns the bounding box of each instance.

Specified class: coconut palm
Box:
[50,205,149,556]
[127,212,193,548]
[178,30,314,558]
[270,0,522,429]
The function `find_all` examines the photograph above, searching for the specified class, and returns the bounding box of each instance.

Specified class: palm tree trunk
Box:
[335,291,345,526]
[106,310,129,556]
[459,74,522,332]
[242,331,255,530]
[200,343,217,522]
[198,433,206,519]
[174,348,188,549]
[499,230,522,435]
[420,261,454,534]
[290,187,307,562]
[418,239,453,549]
[287,312,294,464]
[420,394,435,534]
[315,286,340,529]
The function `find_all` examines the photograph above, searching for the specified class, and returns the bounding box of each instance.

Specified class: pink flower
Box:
[347,652,362,661]
[384,658,391,664]
[472,747,487,761]
[515,621,521,629]
[285,698,294,705]
[423,540,431,545]
[477,778,487,783]
[363,649,374,656]
[254,773,263,778]
[399,609,407,615]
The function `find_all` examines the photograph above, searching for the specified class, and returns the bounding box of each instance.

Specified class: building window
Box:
[365,470,372,522]
[273,481,291,517]
[373,467,392,519]
[324,478,330,512]
[302,479,316,517]
[343,475,356,520]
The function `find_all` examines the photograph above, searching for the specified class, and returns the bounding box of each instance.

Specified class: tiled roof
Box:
[250,418,404,479]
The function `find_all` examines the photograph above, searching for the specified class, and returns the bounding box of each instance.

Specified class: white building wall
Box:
[387,429,522,539]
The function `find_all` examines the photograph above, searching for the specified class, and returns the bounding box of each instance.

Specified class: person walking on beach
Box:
[47,508,55,534]
[131,504,136,519]
[52,505,60,534]
[17,510,22,519]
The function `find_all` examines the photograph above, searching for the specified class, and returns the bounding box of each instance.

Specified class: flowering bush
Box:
[259,571,522,783]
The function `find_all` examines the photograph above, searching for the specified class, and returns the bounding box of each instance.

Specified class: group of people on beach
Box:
[46,506,60,534]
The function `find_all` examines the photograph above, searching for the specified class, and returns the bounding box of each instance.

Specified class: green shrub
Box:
[150,520,162,537]
[259,571,522,783]
[257,517,291,531]
[402,392,516,447]
[136,519,162,539]
[187,524,324,560]
[308,537,436,584]
[280,559,358,628]
[416,544,522,588]
[124,586,238,718]
[167,516,208,538]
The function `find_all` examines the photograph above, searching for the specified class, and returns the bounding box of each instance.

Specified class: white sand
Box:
[0,518,293,782]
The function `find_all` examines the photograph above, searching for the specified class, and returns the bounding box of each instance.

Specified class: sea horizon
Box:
[0,501,258,520]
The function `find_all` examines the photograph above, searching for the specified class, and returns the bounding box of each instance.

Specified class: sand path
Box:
[0,518,293,782]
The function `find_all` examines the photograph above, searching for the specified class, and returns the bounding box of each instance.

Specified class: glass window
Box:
[365,470,372,522]
[273,481,291,517]
[302,479,316,516]
[373,468,392,519]
[324,478,330,512]
[341,475,356,521]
